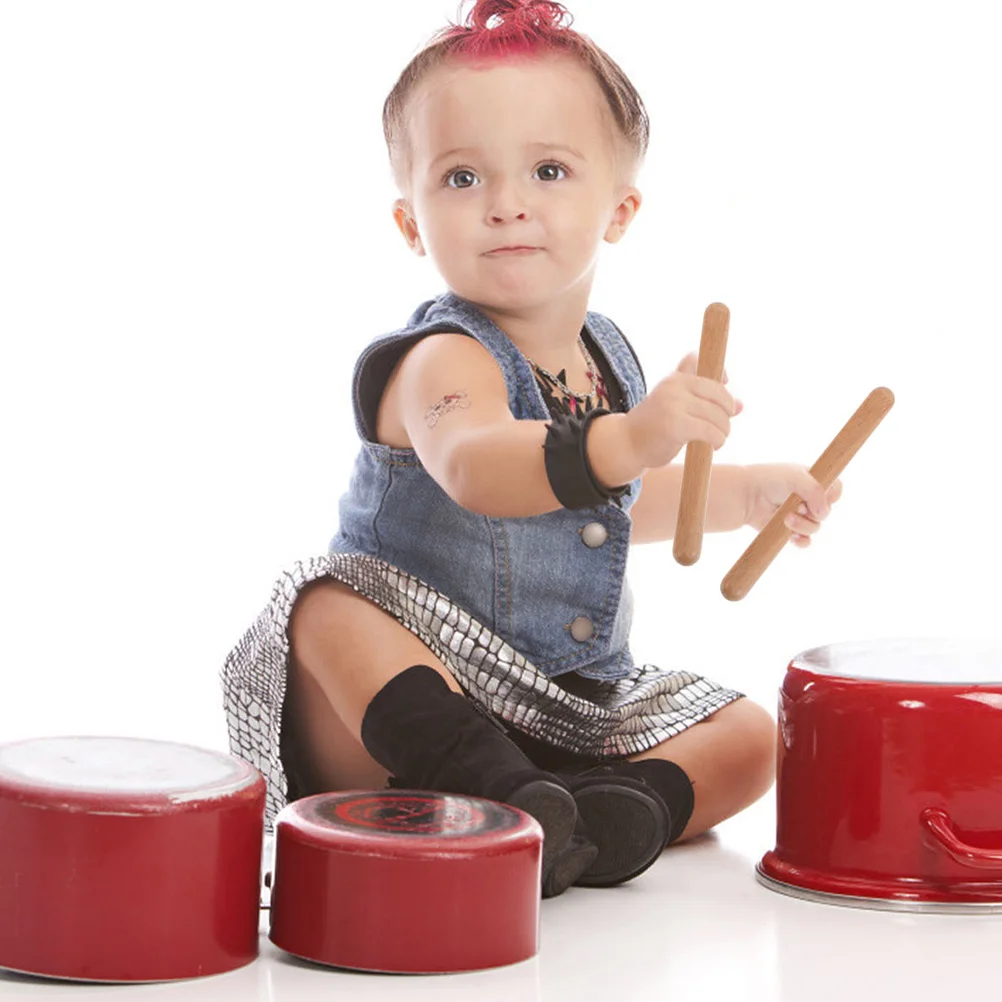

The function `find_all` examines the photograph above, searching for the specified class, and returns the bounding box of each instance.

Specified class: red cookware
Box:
[758,638,1002,911]
[0,736,265,981]
[269,789,542,973]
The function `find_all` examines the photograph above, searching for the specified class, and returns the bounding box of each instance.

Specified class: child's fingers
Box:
[677,355,740,413]
[717,366,741,409]
[784,510,821,536]
[694,378,740,417]
[676,351,698,375]
[792,474,831,520]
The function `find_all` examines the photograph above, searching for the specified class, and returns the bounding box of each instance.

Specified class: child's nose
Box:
[488,180,530,222]
[490,207,529,223]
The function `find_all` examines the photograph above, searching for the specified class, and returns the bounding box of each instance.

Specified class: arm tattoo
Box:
[425,392,471,428]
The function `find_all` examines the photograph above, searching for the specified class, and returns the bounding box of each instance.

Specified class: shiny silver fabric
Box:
[221,553,743,829]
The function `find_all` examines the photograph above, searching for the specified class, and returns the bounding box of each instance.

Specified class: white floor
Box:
[2,794,1000,1001]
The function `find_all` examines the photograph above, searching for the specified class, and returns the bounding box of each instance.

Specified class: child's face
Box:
[394,54,641,312]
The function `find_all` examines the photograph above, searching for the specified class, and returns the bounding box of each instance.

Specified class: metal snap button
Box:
[570,617,595,642]
[581,522,608,548]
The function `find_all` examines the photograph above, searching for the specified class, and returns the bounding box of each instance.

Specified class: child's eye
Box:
[444,168,479,189]
[535,162,569,182]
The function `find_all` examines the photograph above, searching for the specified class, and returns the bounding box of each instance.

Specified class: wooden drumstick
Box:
[673,303,731,565]
[720,386,895,601]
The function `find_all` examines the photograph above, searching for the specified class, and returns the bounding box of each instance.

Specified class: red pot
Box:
[758,638,1002,912]
[0,736,265,981]
[269,790,541,973]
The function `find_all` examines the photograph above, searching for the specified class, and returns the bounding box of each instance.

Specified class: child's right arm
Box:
[382,333,737,519]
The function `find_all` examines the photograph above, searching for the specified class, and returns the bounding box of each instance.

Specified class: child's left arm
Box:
[629,462,843,546]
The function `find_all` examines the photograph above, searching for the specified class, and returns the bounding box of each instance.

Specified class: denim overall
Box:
[329,290,648,681]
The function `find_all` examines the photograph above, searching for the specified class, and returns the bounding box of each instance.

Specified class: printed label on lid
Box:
[316,792,522,838]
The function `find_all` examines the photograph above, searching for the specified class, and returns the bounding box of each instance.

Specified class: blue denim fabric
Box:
[329,290,647,681]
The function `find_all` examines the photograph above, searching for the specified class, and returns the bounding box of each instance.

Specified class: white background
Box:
[2,0,999,752]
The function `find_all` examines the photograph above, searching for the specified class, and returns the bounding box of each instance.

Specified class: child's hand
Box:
[743,464,843,547]
[623,352,743,469]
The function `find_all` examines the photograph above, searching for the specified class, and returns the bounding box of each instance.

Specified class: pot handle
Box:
[921,808,1002,870]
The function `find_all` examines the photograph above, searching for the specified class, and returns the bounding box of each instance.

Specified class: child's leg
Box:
[288,578,465,744]
[627,697,776,843]
[284,577,464,794]
[281,646,391,795]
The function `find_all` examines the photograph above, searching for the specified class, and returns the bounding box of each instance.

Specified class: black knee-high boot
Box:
[359,664,598,897]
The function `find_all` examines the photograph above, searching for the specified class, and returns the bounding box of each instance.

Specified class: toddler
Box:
[222,0,840,897]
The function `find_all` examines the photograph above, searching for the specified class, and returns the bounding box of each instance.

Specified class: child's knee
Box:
[735,698,777,789]
[288,578,462,698]
[289,578,357,651]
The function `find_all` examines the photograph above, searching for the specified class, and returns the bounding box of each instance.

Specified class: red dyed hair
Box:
[383,0,649,192]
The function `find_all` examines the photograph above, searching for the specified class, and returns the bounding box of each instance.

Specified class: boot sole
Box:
[506,779,585,897]
[570,780,670,887]
[540,835,599,898]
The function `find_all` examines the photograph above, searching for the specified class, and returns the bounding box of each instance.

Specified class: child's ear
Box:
[604,187,642,245]
[393,199,426,256]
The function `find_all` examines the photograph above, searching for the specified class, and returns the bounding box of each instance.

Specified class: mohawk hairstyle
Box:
[434,0,579,59]
[383,0,649,193]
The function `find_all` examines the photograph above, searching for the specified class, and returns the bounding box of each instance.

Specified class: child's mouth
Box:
[485,247,541,256]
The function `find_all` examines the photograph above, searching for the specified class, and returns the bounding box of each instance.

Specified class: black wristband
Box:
[542,407,629,510]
